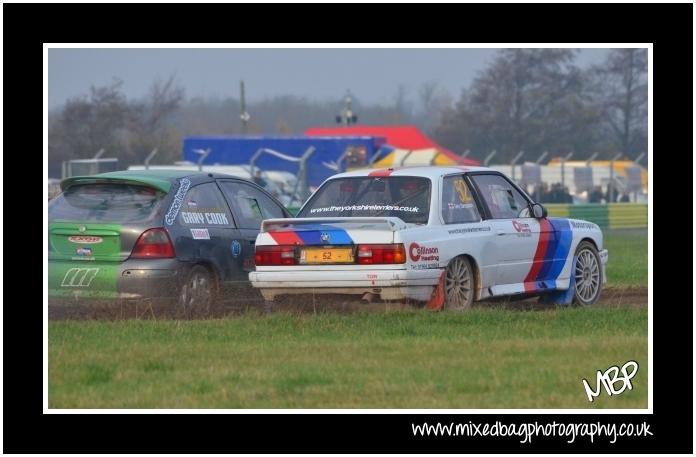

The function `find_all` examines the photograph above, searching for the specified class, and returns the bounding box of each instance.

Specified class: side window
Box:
[178,182,233,227]
[441,175,481,224]
[471,174,531,219]
[219,181,286,229]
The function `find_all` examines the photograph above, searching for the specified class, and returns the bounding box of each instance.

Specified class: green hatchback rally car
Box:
[48,169,291,314]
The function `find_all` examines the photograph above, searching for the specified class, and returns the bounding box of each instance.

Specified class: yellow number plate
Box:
[300,247,353,264]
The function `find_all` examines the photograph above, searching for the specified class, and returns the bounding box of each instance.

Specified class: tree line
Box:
[48,48,647,177]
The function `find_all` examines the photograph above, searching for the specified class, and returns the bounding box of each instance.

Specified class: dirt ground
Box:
[48,286,648,320]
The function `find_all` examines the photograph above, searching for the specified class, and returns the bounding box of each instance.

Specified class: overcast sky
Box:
[48,48,609,109]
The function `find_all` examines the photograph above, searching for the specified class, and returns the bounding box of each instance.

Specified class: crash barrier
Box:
[546,203,648,229]
[285,204,647,229]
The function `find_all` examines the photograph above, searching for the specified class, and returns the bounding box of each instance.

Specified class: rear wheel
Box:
[177,265,217,318]
[573,241,603,306]
[444,256,475,310]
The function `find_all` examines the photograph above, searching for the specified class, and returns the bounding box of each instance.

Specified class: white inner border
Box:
[43,43,653,414]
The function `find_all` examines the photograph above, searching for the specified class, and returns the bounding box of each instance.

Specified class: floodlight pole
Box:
[585,152,598,167]
[483,150,497,167]
[536,151,548,165]
[144,148,158,170]
[197,149,211,171]
[510,151,524,180]
[607,152,622,203]
[240,80,250,134]
[561,152,573,188]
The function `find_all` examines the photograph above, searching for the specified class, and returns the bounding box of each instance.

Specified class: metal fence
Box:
[546,203,647,229]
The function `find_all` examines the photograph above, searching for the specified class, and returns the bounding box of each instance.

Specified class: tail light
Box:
[255,245,296,266]
[356,244,406,265]
[131,228,175,259]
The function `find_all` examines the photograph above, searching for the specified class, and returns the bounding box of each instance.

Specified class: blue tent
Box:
[183,135,385,187]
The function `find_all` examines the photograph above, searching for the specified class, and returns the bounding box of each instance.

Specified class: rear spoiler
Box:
[261,217,408,233]
[60,176,172,193]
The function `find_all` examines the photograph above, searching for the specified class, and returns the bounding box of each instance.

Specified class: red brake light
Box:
[255,245,296,266]
[131,228,175,259]
[356,244,406,265]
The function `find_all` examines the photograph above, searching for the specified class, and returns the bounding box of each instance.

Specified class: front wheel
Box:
[444,256,475,310]
[573,241,603,305]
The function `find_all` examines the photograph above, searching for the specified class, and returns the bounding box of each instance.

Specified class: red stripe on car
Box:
[523,219,552,292]
[267,231,304,245]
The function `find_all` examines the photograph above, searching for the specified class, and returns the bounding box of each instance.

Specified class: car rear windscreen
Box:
[298,177,430,224]
[48,183,166,223]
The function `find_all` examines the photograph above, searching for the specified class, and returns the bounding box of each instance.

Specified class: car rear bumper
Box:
[249,268,443,301]
[48,258,190,304]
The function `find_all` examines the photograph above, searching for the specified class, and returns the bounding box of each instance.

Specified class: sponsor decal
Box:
[61,268,99,287]
[448,226,491,235]
[512,220,531,233]
[409,242,439,262]
[368,168,394,177]
[181,211,229,225]
[165,178,191,225]
[447,202,474,210]
[231,240,242,257]
[190,228,210,240]
[453,178,473,203]
[68,235,102,244]
[410,262,439,270]
[76,247,92,256]
[78,225,87,233]
[320,232,331,243]
[187,200,198,207]
[571,220,598,230]
[309,205,420,214]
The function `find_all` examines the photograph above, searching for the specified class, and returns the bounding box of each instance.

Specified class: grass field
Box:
[49,307,648,409]
[602,229,648,287]
[48,229,649,409]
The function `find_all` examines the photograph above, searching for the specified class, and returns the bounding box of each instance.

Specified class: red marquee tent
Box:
[304,125,480,166]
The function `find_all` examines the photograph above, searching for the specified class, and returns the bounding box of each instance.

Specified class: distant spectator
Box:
[588,186,603,203]
[605,186,619,203]
[620,192,631,203]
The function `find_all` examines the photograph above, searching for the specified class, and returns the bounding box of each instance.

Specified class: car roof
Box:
[60,169,255,193]
[327,165,496,180]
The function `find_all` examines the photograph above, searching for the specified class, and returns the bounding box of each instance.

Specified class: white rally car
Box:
[250,166,608,309]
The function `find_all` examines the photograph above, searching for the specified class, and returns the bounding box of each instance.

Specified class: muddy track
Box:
[48,286,648,320]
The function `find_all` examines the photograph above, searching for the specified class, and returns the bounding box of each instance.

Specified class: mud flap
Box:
[425,271,446,311]
[539,255,577,305]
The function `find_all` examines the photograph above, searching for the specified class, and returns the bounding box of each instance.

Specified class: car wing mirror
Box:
[532,203,547,219]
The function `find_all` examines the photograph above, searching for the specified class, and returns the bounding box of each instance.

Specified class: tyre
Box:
[444,256,475,310]
[573,241,603,306]
[177,265,217,318]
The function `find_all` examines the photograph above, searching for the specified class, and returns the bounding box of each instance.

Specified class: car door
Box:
[217,179,289,277]
[172,181,239,286]
[440,174,498,289]
[469,173,547,287]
